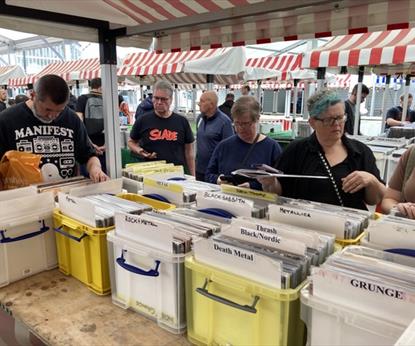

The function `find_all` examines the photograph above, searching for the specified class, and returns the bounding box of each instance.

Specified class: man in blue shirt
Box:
[196,91,234,181]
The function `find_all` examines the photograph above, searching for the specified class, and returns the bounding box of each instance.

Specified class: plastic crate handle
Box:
[385,248,415,257]
[196,279,259,314]
[197,208,235,219]
[142,193,170,203]
[116,250,160,277]
[54,226,88,242]
[0,220,49,244]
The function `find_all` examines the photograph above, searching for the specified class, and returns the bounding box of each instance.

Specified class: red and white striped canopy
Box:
[37,58,101,81]
[302,28,415,69]
[4,0,415,52]
[245,54,304,81]
[8,74,37,87]
[0,65,26,86]
[118,47,246,85]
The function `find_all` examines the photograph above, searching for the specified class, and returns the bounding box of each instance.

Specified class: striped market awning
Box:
[118,47,246,85]
[302,28,415,69]
[36,58,101,82]
[8,74,37,87]
[5,0,414,52]
[245,54,312,81]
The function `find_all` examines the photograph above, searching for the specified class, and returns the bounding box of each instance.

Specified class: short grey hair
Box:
[231,96,260,122]
[153,80,174,98]
[307,88,342,118]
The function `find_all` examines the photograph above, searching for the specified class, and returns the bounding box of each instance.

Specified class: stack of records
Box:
[388,126,415,140]
[363,215,415,254]
[193,217,336,289]
[36,176,92,196]
[369,137,408,149]
[269,197,372,239]
[115,210,222,254]
[75,194,152,227]
[311,246,415,326]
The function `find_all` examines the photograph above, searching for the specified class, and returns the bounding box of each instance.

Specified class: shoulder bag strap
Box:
[317,151,344,206]
[241,133,260,167]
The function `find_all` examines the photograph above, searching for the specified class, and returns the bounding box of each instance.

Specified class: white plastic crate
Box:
[395,319,415,345]
[107,230,186,334]
[301,283,406,346]
[0,192,57,287]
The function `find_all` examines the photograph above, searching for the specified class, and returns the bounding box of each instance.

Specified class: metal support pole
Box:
[284,88,291,117]
[174,84,179,112]
[293,79,298,119]
[272,89,278,113]
[317,67,326,90]
[192,84,197,117]
[99,29,122,178]
[303,81,310,120]
[380,75,391,133]
[369,74,376,116]
[207,74,214,91]
[401,74,412,122]
[353,66,364,135]
[256,80,262,103]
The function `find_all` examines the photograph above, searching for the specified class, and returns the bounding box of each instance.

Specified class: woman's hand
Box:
[256,176,281,194]
[397,202,415,219]
[342,171,375,193]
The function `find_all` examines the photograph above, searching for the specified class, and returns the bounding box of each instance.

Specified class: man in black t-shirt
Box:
[344,84,369,135]
[128,80,195,175]
[0,74,108,183]
[385,93,415,130]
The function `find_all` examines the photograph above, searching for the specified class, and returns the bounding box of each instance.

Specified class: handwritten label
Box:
[221,184,277,202]
[269,204,346,238]
[65,195,77,204]
[143,178,183,194]
[202,191,253,206]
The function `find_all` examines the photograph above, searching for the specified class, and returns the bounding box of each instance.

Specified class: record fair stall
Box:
[0,1,414,345]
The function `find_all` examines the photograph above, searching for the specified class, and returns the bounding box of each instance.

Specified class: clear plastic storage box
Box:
[0,192,56,287]
[301,283,406,346]
[107,230,187,334]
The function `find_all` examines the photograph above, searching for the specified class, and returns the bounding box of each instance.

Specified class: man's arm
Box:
[185,142,195,176]
[86,156,108,182]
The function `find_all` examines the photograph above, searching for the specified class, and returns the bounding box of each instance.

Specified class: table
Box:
[0,269,190,346]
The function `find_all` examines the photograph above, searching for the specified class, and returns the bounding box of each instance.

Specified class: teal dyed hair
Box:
[307,89,342,118]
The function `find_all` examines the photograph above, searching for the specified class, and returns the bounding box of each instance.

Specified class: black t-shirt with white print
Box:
[0,102,96,181]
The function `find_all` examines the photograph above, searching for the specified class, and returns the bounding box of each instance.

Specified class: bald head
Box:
[199,91,218,117]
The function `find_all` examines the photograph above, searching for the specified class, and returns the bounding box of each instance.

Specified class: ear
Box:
[309,117,317,130]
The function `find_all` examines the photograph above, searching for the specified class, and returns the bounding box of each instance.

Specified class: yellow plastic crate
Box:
[53,210,112,295]
[117,193,176,211]
[335,231,366,248]
[53,194,175,295]
[185,256,306,346]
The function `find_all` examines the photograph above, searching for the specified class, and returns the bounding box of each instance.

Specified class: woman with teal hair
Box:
[260,89,385,210]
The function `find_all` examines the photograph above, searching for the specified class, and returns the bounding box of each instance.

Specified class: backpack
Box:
[84,95,104,136]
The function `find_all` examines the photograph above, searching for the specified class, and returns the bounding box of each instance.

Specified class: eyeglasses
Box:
[153,96,170,103]
[234,121,254,128]
[315,115,347,126]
